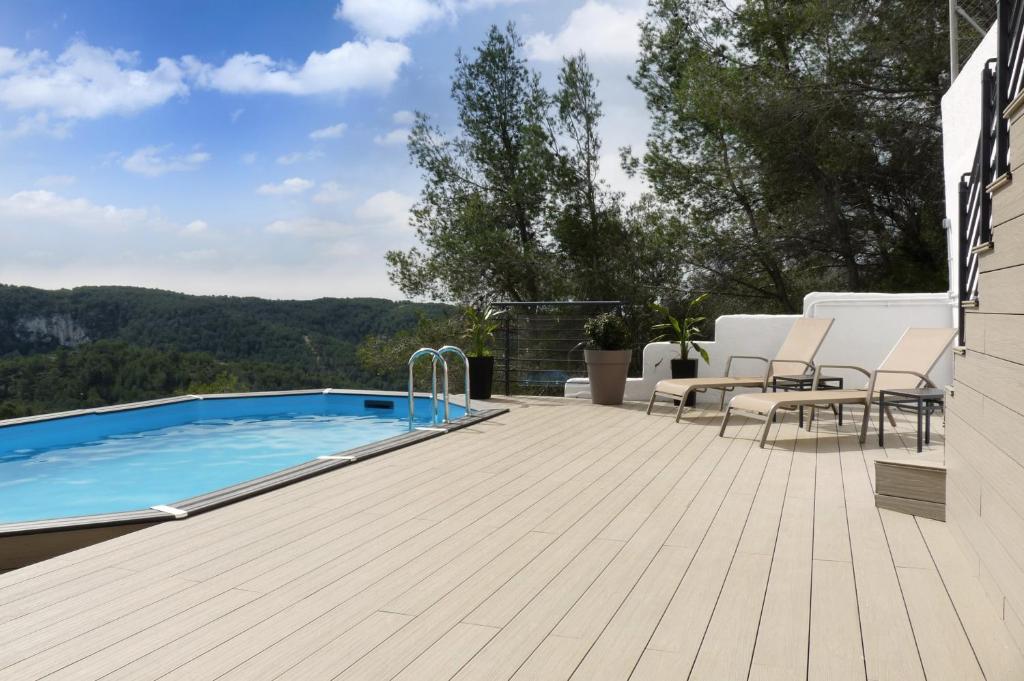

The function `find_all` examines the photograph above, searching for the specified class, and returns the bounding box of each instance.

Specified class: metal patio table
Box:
[878,387,945,453]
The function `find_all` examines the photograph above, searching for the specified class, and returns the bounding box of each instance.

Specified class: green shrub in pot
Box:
[651,294,710,406]
[582,312,632,405]
[463,306,502,399]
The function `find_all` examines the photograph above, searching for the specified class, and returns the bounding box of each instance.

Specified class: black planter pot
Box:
[671,357,699,407]
[467,356,495,400]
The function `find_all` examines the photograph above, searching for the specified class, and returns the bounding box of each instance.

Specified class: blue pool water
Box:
[0,393,463,524]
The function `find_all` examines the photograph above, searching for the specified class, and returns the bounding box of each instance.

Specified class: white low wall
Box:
[566,291,956,404]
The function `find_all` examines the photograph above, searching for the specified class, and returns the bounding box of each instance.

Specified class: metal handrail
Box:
[408,348,449,429]
[435,346,471,416]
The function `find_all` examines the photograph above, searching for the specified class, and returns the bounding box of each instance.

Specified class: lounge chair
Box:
[646,317,835,421]
[719,327,957,448]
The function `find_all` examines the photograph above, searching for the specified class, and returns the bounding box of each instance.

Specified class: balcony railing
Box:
[956,0,1024,346]
[494,301,634,396]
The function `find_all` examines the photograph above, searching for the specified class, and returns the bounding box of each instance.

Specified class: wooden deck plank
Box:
[808,559,866,681]
[917,518,1024,681]
[449,538,625,681]
[391,621,500,681]
[807,415,865,681]
[897,566,985,681]
[746,410,816,681]
[840,424,926,681]
[509,635,591,681]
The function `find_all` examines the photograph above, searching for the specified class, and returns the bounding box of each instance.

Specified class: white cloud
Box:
[312,181,351,204]
[309,122,347,140]
[122,145,211,177]
[354,190,414,230]
[35,174,76,188]
[0,41,188,119]
[0,38,410,130]
[265,217,351,238]
[0,189,154,232]
[182,219,208,235]
[184,39,410,96]
[374,128,409,146]
[334,0,447,39]
[392,109,416,125]
[333,0,526,39]
[526,1,643,62]
[257,177,314,196]
[276,149,324,165]
[241,152,257,165]
[1,111,72,139]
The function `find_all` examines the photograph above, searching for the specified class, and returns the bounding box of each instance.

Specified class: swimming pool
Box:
[0,391,476,526]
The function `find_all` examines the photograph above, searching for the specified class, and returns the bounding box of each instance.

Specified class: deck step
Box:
[874,459,946,522]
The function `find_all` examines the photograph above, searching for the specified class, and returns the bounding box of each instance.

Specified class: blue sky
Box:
[0,0,647,299]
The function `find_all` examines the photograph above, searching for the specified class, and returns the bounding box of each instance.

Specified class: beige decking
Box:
[0,397,1021,681]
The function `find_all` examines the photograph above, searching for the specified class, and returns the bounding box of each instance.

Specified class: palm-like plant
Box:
[651,293,710,364]
[463,306,502,357]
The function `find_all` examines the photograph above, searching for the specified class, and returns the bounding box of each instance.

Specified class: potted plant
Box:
[652,294,710,407]
[463,305,502,400]
[583,312,632,405]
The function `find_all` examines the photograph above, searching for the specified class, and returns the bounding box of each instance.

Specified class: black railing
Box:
[494,301,628,396]
[957,0,1024,346]
[958,54,1003,346]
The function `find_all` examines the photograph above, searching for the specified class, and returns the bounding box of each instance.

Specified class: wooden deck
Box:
[1,397,1022,681]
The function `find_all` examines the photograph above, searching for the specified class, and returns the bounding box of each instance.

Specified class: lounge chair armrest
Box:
[812,364,871,385]
[724,355,770,377]
[870,369,934,389]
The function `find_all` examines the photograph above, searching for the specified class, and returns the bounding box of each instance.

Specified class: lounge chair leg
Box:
[718,389,726,411]
[646,392,658,415]
[759,408,776,448]
[859,402,871,443]
[718,408,732,437]
[674,391,690,422]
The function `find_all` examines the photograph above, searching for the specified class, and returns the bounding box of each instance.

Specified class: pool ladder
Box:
[407,346,471,430]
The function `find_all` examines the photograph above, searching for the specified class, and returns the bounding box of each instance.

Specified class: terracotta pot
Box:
[467,356,494,400]
[584,349,632,405]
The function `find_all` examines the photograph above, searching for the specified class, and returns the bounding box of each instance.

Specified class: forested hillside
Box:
[0,285,450,417]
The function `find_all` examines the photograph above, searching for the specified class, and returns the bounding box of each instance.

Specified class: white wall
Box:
[942,26,998,298]
[566,292,955,404]
[804,292,954,389]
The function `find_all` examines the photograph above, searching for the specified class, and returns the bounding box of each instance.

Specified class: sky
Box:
[0,0,649,300]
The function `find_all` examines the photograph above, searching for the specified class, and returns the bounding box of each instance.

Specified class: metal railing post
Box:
[958,173,970,346]
[504,310,512,396]
[982,61,996,243]
[997,0,1012,177]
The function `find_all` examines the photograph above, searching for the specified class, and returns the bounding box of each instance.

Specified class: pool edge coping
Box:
[0,392,507,537]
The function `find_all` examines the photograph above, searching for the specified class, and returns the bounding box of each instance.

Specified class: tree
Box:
[387,24,561,302]
[548,54,632,301]
[633,0,949,312]
[387,26,690,306]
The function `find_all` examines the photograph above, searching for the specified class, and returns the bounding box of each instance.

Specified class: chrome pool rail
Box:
[435,345,471,417]
[408,347,449,429]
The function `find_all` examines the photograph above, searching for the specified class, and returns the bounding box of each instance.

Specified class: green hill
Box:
[0,284,452,417]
